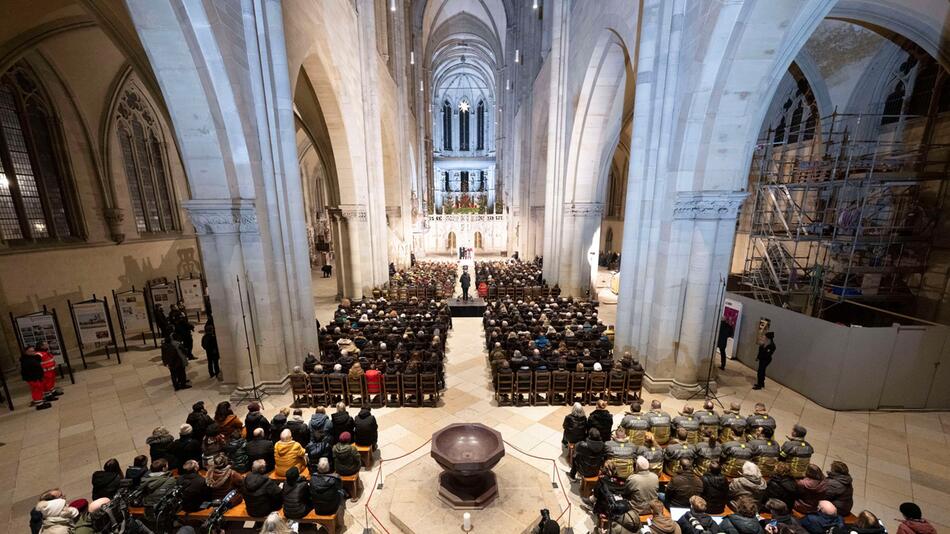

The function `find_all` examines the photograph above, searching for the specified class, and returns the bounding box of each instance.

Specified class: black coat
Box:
[823,472,853,516]
[562,414,588,444]
[20,353,44,382]
[330,412,355,442]
[270,414,289,442]
[702,474,730,514]
[246,438,275,472]
[765,474,798,512]
[171,436,203,468]
[244,412,271,439]
[281,478,312,519]
[91,470,122,500]
[177,472,211,512]
[186,411,214,441]
[720,514,765,534]
[353,411,378,446]
[309,473,343,515]
[242,472,282,518]
[572,438,606,478]
[588,409,614,442]
[679,512,722,534]
[286,419,310,447]
[124,466,148,488]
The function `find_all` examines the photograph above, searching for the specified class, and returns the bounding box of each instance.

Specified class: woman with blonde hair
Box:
[259,511,293,534]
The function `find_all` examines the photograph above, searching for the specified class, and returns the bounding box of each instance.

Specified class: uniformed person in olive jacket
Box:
[673,406,702,445]
[646,400,672,446]
[745,402,777,440]
[748,426,781,478]
[620,400,651,446]
[721,439,755,478]
[694,400,720,441]
[719,402,747,443]
[663,428,696,476]
[780,424,814,478]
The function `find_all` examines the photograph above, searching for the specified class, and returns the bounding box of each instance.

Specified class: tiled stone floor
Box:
[0,270,947,533]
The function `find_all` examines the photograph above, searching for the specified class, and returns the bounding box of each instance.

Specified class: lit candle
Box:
[463,512,472,531]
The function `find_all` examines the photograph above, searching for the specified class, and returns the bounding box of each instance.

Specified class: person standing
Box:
[753,332,775,390]
[202,325,221,379]
[37,342,62,400]
[20,346,52,410]
[459,267,472,301]
[717,319,734,370]
[161,334,190,391]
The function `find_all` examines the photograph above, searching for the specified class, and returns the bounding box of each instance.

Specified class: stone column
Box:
[557,202,604,297]
[328,205,368,299]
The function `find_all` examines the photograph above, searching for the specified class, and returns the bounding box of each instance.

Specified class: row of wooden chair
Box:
[380,285,454,302]
[484,285,559,300]
[290,372,441,408]
[494,369,642,406]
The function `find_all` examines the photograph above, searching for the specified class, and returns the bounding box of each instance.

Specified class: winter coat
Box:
[678,512,722,534]
[244,412,271,440]
[353,410,378,446]
[186,411,214,441]
[286,419,311,446]
[897,519,938,534]
[765,474,798,512]
[242,472,282,518]
[309,473,344,515]
[140,471,178,509]
[666,472,704,509]
[20,353,44,383]
[205,466,244,502]
[365,369,382,394]
[146,433,176,466]
[72,513,94,534]
[90,470,122,500]
[281,477,313,519]
[831,523,887,534]
[124,466,148,488]
[274,440,307,477]
[178,471,211,512]
[225,437,251,473]
[719,514,765,534]
[624,471,658,514]
[562,413,588,444]
[306,439,334,473]
[216,414,244,438]
[649,514,683,534]
[794,477,827,515]
[701,474,730,514]
[799,513,843,534]
[35,499,78,534]
[823,472,854,516]
[270,413,288,442]
[309,413,334,443]
[330,411,355,442]
[572,438,607,478]
[171,435,203,469]
[333,442,362,475]
[729,473,767,505]
[588,409,614,444]
[246,437,276,472]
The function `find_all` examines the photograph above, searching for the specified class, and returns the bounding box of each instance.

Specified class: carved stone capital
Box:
[564,202,604,218]
[103,207,125,244]
[673,191,747,220]
[182,199,259,235]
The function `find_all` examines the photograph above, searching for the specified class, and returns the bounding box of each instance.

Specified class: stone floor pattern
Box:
[0,272,948,532]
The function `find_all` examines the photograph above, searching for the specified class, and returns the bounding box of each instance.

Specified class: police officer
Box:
[673,406,702,445]
[694,400,720,441]
[719,402,748,443]
[780,424,814,478]
[620,400,650,447]
[646,400,672,446]
[748,426,781,478]
[745,402,777,440]
[720,439,754,478]
[663,428,696,476]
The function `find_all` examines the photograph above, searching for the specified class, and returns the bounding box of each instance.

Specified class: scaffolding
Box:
[740,111,950,319]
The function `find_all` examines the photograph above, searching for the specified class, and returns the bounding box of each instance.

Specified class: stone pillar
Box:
[556,202,604,297]
[541,0,570,284]
[328,205,368,299]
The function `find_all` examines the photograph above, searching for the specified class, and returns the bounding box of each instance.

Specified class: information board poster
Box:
[15,313,65,364]
[150,284,178,315]
[72,300,113,346]
[117,291,150,334]
[179,277,203,312]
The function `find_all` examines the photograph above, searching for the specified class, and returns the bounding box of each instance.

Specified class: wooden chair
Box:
[533,370,552,405]
[607,371,627,405]
[515,370,534,406]
[339,473,363,502]
[580,475,599,498]
[356,444,375,470]
[382,373,402,407]
[551,370,571,405]
[420,372,440,406]
[326,375,347,405]
[347,375,365,407]
[495,371,514,406]
[626,369,644,402]
[570,371,589,405]
[588,371,608,402]
[309,373,328,407]
[290,373,310,407]
[402,373,421,407]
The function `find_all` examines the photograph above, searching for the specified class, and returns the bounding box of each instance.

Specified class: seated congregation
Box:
[475,259,550,299]
[384,261,457,301]
[561,399,935,534]
[30,400,380,534]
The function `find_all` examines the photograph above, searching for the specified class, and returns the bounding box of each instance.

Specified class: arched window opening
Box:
[787,102,804,144]
[772,116,787,146]
[479,170,486,192]
[0,63,77,242]
[447,231,456,250]
[442,100,452,151]
[881,81,906,125]
[115,86,178,233]
[443,171,450,191]
[459,100,470,151]
[476,100,485,150]
[460,171,469,193]
[474,231,483,249]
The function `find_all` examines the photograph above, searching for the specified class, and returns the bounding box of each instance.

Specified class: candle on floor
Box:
[463,512,472,531]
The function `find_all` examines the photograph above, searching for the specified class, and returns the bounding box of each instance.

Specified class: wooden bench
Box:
[130,503,344,534]
[580,475,599,498]
[566,443,575,467]
[269,467,310,481]
[340,473,363,501]
[356,444,375,470]
[793,509,858,524]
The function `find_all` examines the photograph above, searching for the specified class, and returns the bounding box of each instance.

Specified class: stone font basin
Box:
[430,423,505,508]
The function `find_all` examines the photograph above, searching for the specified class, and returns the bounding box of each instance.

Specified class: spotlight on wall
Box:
[505,79,510,91]
[514,49,521,64]
[410,51,415,65]
[420,80,424,92]
[390,0,396,11]
[532,0,539,9]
